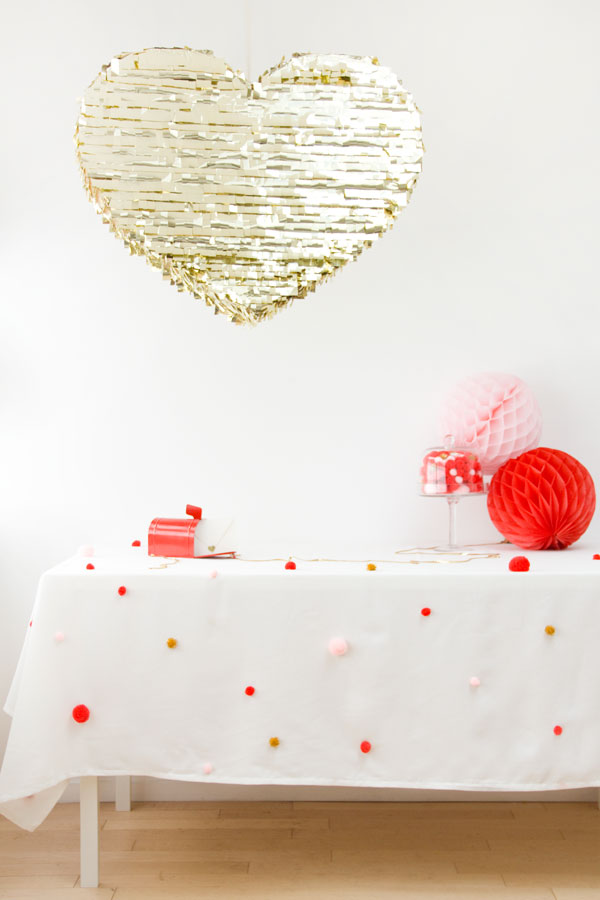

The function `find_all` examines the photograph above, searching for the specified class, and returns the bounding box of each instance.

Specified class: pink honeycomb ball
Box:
[439,373,542,476]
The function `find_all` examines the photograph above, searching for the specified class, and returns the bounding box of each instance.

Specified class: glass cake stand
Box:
[419,435,486,549]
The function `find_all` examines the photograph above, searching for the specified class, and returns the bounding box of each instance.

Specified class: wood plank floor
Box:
[2,801,600,898]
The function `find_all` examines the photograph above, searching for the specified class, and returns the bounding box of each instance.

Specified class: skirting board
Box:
[59,777,597,803]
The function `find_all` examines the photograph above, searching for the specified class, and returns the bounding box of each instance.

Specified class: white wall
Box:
[3,0,599,797]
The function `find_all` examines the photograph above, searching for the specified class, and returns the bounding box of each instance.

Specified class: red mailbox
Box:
[148,505,235,559]
[148,504,202,558]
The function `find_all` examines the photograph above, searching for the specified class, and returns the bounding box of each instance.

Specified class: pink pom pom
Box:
[440,373,542,475]
[54,631,65,643]
[77,544,95,557]
[328,637,349,656]
[209,570,218,579]
[203,762,213,775]
[469,676,480,687]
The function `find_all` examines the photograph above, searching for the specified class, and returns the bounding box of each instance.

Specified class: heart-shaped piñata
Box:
[76,49,423,324]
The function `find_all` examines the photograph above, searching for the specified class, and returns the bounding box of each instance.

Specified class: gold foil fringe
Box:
[75,48,423,324]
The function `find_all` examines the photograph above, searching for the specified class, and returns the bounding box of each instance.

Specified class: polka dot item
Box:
[469,676,480,687]
[284,561,296,570]
[203,762,213,775]
[131,540,141,547]
[86,564,95,570]
[509,556,530,572]
[360,741,372,754]
[420,448,484,495]
[421,607,431,617]
[545,625,555,635]
[166,637,177,648]
[245,686,255,696]
[554,725,563,736]
[328,637,349,656]
[77,545,94,557]
[366,563,376,571]
[269,737,280,747]
[117,586,127,596]
[72,704,90,724]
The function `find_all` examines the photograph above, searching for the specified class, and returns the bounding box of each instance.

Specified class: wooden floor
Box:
[1,800,600,898]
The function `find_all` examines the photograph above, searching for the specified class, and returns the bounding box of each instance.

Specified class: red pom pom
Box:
[421,607,431,617]
[509,556,530,572]
[360,740,372,754]
[284,561,296,570]
[488,448,596,550]
[29,620,32,628]
[594,554,600,560]
[117,586,127,596]
[131,540,141,547]
[72,704,90,724]
[245,686,255,696]
[86,563,95,570]
[554,725,563,736]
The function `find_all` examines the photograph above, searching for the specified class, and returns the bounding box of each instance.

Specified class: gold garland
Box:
[148,558,180,570]
[146,543,505,568]
[236,544,503,566]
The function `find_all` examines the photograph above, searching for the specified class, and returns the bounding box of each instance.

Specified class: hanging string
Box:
[244,0,252,79]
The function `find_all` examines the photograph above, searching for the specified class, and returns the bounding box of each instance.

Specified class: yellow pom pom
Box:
[269,736,280,748]
[545,625,555,635]
[166,637,177,648]
[367,563,376,571]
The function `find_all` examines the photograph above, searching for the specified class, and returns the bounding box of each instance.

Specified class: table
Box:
[2,542,600,887]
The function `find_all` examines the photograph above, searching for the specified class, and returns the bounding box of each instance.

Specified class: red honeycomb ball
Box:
[488,447,596,550]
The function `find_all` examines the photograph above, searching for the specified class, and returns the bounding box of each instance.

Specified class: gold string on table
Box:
[148,558,180,570]
[236,545,502,566]
[145,543,504,568]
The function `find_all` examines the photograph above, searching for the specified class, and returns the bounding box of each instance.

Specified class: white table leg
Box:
[80,776,99,888]
[115,775,131,811]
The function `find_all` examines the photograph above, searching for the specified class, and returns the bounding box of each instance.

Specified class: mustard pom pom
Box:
[166,637,177,648]
[269,736,280,747]
[367,563,376,571]
[545,625,555,635]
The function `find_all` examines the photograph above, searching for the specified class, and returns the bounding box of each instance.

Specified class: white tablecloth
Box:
[2,543,600,830]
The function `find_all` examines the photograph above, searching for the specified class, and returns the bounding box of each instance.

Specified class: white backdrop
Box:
[2,0,600,798]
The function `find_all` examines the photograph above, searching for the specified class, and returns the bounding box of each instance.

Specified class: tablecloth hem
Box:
[5,770,600,804]
[99,772,600,792]
[4,770,600,831]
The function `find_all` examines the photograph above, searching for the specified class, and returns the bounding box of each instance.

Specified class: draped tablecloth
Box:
[2,542,600,831]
